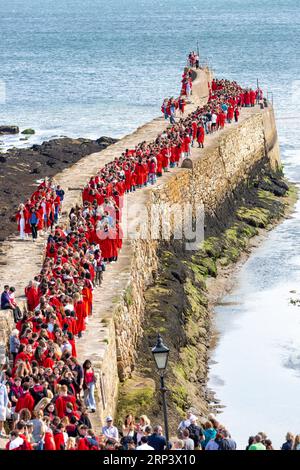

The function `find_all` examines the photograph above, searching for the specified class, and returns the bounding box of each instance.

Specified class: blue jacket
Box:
[1,291,11,309]
[148,433,166,451]
[9,335,20,353]
[29,213,39,224]
[56,189,65,201]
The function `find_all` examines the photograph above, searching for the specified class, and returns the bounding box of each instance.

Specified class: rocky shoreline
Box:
[0,136,117,240]
[116,168,297,432]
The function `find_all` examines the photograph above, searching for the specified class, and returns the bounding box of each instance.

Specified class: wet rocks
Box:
[0,125,19,135]
[21,128,35,135]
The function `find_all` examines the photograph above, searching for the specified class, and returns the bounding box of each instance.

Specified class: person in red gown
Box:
[15,384,35,413]
[227,106,234,123]
[55,385,77,419]
[191,120,198,147]
[74,292,86,337]
[25,281,39,312]
[234,107,240,123]
[197,125,205,148]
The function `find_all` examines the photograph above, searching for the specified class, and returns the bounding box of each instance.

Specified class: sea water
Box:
[1,0,300,448]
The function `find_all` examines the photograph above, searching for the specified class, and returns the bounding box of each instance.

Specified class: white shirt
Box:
[102,425,119,440]
[64,303,74,311]
[136,443,154,450]
[41,201,46,216]
[178,419,190,431]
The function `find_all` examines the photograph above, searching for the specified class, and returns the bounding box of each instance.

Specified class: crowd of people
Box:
[1,399,299,451]
[187,51,200,69]
[0,56,266,450]
[15,182,65,241]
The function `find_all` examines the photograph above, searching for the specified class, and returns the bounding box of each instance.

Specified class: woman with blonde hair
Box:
[34,397,51,413]
[16,203,29,240]
[61,416,70,428]
[136,415,151,445]
[14,360,30,378]
[293,435,300,450]
[281,432,295,450]
[52,342,62,360]
[66,436,77,450]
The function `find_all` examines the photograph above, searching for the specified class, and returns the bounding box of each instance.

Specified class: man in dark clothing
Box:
[30,377,48,405]
[1,285,12,309]
[29,208,39,240]
[218,430,237,450]
[187,417,204,448]
[56,185,65,202]
[148,425,167,451]
[1,285,22,322]
[281,433,294,450]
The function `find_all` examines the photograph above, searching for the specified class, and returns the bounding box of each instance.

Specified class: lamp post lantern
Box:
[152,334,170,447]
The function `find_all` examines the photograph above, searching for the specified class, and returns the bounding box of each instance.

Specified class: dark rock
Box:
[0,125,19,135]
[181,158,193,169]
[30,168,40,174]
[258,179,287,197]
[269,175,289,191]
[0,156,7,163]
[21,128,35,135]
[96,136,117,145]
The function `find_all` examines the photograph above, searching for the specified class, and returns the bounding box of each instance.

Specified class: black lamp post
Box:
[152,334,170,447]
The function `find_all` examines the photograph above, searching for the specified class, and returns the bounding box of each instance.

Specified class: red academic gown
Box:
[227,106,234,121]
[75,301,86,334]
[54,432,65,451]
[192,121,198,140]
[135,163,145,186]
[44,432,56,450]
[197,126,205,144]
[25,286,39,312]
[55,394,77,419]
[15,392,35,413]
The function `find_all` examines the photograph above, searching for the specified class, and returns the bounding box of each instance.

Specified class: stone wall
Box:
[0,310,14,366]
[110,104,281,406]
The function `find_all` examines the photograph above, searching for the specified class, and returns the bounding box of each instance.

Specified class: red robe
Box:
[82,286,93,316]
[54,432,65,451]
[44,432,56,450]
[134,163,145,186]
[25,286,39,312]
[161,148,169,169]
[218,112,226,128]
[192,121,198,140]
[15,392,35,413]
[227,106,234,121]
[75,301,86,334]
[197,126,205,144]
[55,394,77,419]
[183,136,191,153]
[77,437,91,451]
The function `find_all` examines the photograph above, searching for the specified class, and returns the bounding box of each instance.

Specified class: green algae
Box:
[236,206,270,227]
[117,376,156,424]
[124,285,133,307]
